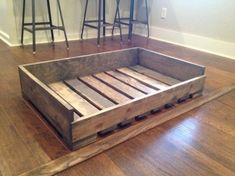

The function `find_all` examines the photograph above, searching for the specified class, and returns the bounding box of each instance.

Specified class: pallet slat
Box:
[65,79,115,109]
[72,75,206,141]
[80,76,130,104]
[94,72,145,99]
[117,67,169,90]
[106,70,156,94]
[49,82,99,116]
[130,65,181,85]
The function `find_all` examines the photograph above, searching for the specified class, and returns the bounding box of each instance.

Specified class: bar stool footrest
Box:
[24,26,65,32]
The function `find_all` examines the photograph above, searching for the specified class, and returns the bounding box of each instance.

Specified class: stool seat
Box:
[21,0,69,54]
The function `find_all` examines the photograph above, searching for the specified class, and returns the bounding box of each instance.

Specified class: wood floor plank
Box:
[159,127,235,176]
[117,67,169,90]
[106,70,156,94]
[65,79,115,110]
[158,117,235,173]
[130,65,181,85]
[59,154,126,176]
[1,35,235,176]
[49,82,99,116]
[80,76,131,104]
[194,100,235,138]
[19,85,235,176]
[94,72,146,99]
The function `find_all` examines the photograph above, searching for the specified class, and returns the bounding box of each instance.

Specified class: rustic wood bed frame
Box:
[19,47,206,150]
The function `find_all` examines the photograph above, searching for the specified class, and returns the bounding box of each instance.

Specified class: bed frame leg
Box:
[98,125,117,136]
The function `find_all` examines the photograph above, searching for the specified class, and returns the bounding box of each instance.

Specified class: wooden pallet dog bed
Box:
[19,48,206,150]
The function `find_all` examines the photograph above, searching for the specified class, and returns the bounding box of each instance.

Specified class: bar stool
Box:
[21,0,69,54]
[112,0,149,41]
[81,0,122,46]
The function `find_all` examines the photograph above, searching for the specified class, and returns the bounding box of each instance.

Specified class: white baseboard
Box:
[10,28,128,47]
[135,26,235,60]
[0,30,12,46]
[3,25,235,61]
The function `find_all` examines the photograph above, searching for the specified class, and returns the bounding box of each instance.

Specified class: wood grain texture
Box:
[19,84,235,176]
[118,67,169,90]
[130,65,181,85]
[94,72,145,99]
[25,48,138,84]
[106,70,156,94]
[80,75,130,104]
[138,48,206,81]
[18,67,74,148]
[49,82,99,116]
[65,79,115,110]
[72,76,205,141]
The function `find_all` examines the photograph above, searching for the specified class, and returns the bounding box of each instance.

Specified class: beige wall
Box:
[150,0,235,43]
[142,0,235,59]
[1,0,235,59]
[0,0,11,43]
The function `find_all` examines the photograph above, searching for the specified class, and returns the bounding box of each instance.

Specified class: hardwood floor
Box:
[0,35,234,176]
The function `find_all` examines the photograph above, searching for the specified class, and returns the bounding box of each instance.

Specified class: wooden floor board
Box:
[59,154,126,176]
[0,35,235,176]
[158,118,235,173]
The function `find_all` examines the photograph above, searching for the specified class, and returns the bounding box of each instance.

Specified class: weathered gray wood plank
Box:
[65,79,115,109]
[72,76,206,141]
[18,66,74,148]
[138,48,205,81]
[106,70,156,94]
[117,67,169,90]
[94,72,145,99]
[130,65,181,85]
[49,82,99,116]
[80,76,131,104]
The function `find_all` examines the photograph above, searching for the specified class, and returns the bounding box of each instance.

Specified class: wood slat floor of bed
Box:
[48,65,181,119]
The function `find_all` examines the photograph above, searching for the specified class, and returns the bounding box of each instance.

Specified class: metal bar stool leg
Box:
[32,0,36,54]
[97,0,102,46]
[128,0,134,41]
[145,0,149,38]
[21,0,26,45]
[57,0,69,49]
[102,0,106,36]
[47,0,54,42]
[81,0,88,39]
[117,0,123,42]
[111,0,119,37]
